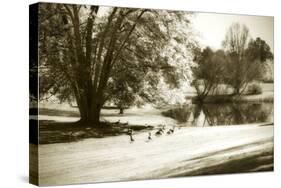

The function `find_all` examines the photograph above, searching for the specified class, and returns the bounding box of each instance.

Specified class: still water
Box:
[162,102,273,126]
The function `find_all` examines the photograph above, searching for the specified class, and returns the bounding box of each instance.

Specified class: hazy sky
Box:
[192,13,274,51]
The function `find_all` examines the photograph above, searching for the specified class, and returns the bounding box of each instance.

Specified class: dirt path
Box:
[38,124,273,186]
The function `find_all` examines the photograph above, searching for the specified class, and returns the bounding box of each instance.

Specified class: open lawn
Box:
[38,124,273,185]
[33,83,274,185]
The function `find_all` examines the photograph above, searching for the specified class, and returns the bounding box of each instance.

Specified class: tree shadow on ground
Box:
[32,108,142,118]
[35,120,153,144]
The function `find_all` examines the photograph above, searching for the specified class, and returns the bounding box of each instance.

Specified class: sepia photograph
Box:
[29,2,274,186]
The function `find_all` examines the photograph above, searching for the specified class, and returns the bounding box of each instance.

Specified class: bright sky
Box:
[192,12,274,51]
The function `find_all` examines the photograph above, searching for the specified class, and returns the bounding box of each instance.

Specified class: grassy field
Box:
[38,124,273,186]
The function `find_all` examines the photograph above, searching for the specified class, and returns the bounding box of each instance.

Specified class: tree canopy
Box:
[222,23,273,94]
[191,23,273,99]
[38,3,195,124]
[191,47,228,99]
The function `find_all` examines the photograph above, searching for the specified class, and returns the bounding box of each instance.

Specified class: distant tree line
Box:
[191,23,273,100]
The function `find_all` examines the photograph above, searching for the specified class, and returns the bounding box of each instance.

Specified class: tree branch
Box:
[93,8,118,94]
[111,9,148,66]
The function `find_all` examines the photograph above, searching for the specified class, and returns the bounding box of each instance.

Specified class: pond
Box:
[162,102,273,127]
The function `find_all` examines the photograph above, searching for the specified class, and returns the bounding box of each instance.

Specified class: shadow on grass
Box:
[180,150,273,176]
[35,120,153,145]
[170,142,273,177]
[31,108,141,118]
[30,108,80,117]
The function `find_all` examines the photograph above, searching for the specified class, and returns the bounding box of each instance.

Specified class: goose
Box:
[113,120,120,125]
[148,132,152,141]
[128,129,134,143]
[123,121,129,126]
[69,131,85,141]
[155,128,163,136]
[129,134,134,143]
[170,126,175,133]
[167,126,175,135]
[160,127,165,133]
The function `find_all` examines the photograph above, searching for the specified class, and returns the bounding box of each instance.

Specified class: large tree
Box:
[191,47,228,100]
[243,37,273,82]
[222,23,250,95]
[38,3,193,125]
[222,23,273,95]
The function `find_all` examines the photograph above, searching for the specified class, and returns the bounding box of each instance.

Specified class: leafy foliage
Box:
[222,23,273,94]
[191,47,228,99]
[191,23,274,99]
[38,3,194,123]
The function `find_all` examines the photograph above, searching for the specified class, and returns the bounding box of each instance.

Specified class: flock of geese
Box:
[127,124,176,143]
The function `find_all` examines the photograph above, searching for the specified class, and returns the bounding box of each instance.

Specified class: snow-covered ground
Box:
[38,123,273,186]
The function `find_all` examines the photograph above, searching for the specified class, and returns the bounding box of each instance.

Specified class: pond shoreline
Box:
[191,92,273,104]
[35,98,273,144]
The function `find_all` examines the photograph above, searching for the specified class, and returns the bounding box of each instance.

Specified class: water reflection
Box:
[162,102,273,126]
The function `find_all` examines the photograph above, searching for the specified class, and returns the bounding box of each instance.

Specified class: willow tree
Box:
[38,3,193,125]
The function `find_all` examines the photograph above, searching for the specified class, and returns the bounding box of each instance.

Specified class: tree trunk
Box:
[76,93,102,126]
[119,108,124,114]
[90,102,102,125]
[234,86,240,95]
[78,105,101,126]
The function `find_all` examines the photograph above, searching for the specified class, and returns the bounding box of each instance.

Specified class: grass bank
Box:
[192,83,273,104]
[192,93,273,104]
